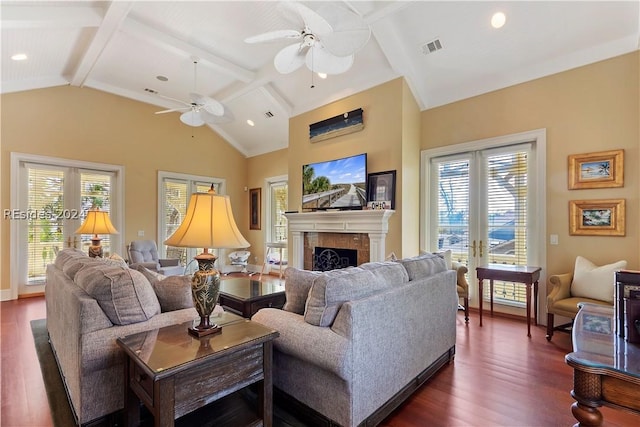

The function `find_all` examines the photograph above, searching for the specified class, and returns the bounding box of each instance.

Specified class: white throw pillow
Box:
[571,256,627,303]
[421,249,453,270]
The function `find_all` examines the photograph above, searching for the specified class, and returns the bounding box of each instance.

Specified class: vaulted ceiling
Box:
[2,1,638,157]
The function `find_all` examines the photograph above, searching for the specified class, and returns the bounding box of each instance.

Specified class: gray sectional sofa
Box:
[252,254,458,427]
[45,248,199,426]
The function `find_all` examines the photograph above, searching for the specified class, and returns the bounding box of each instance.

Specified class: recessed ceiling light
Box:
[317,73,327,79]
[246,119,255,127]
[491,12,506,29]
[156,75,168,82]
[11,53,27,61]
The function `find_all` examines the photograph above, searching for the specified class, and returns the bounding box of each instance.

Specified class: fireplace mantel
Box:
[285,210,395,269]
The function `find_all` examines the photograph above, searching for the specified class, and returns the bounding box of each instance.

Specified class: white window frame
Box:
[265,174,288,243]
[8,152,124,301]
[420,129,547,316]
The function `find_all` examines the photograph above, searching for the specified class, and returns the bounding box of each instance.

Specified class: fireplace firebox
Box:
[313,247,358,271]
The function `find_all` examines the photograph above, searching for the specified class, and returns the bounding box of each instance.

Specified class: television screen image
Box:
[302,153,367,210]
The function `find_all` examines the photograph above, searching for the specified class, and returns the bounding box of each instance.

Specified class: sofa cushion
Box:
[63,256,102,280]
[571,256,627,303]
[304,267,389,327]
[54,248,87,270]
[282,267,323,315]
[135,266,193,312]
[75,265,161,325]
[397,254,447,281]
[360,261,409,285]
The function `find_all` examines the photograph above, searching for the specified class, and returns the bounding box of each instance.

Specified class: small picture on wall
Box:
[249,188,261,230]
[569,199,625,236]
[568,149,624,189]
[367,170,396,210]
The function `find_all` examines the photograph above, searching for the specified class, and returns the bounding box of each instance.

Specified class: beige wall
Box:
[422,51,639,275]
[288,78,419,259]
[246,148,289,264]
[1,86,249,293]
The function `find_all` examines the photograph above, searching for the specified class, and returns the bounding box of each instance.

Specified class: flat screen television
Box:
[302,153,367,211]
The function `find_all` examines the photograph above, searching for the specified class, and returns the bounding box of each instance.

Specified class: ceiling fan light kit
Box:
[245,1,371,76]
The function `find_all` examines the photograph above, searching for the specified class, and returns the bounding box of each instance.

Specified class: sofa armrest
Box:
[547,272,573,306]
[159,258,180,267]
[129,261,159,271]
[252,308,351,379]
[157,265,184,277]
[451,261,469,297]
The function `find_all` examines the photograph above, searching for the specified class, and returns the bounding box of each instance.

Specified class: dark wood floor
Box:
[2,286,639,427]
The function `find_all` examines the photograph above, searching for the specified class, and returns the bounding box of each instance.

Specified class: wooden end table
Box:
[219,277,285,318]
[566,303,640,427]
[476,264,541,337]
[116,312,279,427]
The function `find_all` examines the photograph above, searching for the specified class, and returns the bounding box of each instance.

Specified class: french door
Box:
[422,130,545,310]
[11,154,123,297]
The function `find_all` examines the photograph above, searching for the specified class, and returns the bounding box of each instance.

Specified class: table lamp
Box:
[165,185,249,337]
[75,207,119,258]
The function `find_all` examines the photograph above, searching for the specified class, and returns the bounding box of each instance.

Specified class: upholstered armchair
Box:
[546,256,626,341]
[453,261,470,323]
[127,240,183,276]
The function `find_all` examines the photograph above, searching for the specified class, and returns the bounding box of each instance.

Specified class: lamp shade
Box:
[75,208,119,235]
[164,191,249,249]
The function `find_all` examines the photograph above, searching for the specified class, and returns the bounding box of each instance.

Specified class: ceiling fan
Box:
[155,57,230,127]
[244,2,371,75]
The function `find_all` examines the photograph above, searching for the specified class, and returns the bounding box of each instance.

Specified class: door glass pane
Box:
[484,149,529,304]
[163,179,188,265]
[434,159,470,266]
[270,181,288,262]
[79,172,113,256]
[27,167,64,284]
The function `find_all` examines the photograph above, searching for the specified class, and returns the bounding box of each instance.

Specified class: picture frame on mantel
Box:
[367,170,396,210]
[568,149,624,189]
[249,188,261,230]
[569,199,625,236]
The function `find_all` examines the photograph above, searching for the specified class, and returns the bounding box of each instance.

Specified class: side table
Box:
[260,241,287,279]
[476,264,541,337]
[117,314,279,427]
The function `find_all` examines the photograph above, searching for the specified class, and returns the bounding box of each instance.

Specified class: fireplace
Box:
[285,210,394,270]
[313,247,358,271]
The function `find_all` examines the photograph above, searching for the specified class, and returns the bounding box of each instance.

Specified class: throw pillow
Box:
[282,267,322,315]
[571,256,627,303]
[360,261,409,285]
[397,253,447,281]
[75,265,161,325]
[135,266,193,312]
[304,267,390,327]
[420,249,453,270]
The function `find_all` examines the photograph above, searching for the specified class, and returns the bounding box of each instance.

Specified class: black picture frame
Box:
[367,170,396,210]
[249,188,261,230]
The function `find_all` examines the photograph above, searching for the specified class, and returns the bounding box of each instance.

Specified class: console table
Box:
[565,303,640,427]
[476,264,541,337]
[117,314,279,426]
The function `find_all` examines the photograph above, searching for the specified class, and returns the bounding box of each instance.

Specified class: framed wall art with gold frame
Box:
[568,149,624,190]
[569,199,625,236]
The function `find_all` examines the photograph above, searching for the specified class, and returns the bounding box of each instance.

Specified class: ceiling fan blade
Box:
[156,93,191,107]
[244,29,301,43]
[180,111,205,127]
[283,2,332,36]
[306,44,353,75]
[155,107,189,115]
[316,5,371,57]
[190,93,224,116]
[274,43,307,74]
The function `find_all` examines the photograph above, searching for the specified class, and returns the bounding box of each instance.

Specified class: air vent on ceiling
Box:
[144,88,158,94]
[264,111,274,118]
[421,38,443,55]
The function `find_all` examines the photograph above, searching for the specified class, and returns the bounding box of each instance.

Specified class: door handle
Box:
[471,240,477,257]
[479,240,484,257]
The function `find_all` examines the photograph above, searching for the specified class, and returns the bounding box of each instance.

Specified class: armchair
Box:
[546,256,626,341]
[127,240,183,276]
[453,261,470,323]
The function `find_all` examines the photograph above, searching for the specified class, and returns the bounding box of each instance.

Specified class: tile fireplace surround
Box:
[285,210,395,270]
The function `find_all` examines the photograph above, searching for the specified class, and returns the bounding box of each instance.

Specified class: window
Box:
[422,130,546,310]
[158,171,224,269]
[266,175,288,263]
[11,153,123,297]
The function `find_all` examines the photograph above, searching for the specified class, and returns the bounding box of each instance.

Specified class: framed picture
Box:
[249,188,261,230]
[568,149,624,189]
[367,170,396,210]
[569,199,625,236]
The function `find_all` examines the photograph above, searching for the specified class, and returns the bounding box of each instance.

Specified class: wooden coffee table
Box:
[219,277,285,318]
[117,312,279,427]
